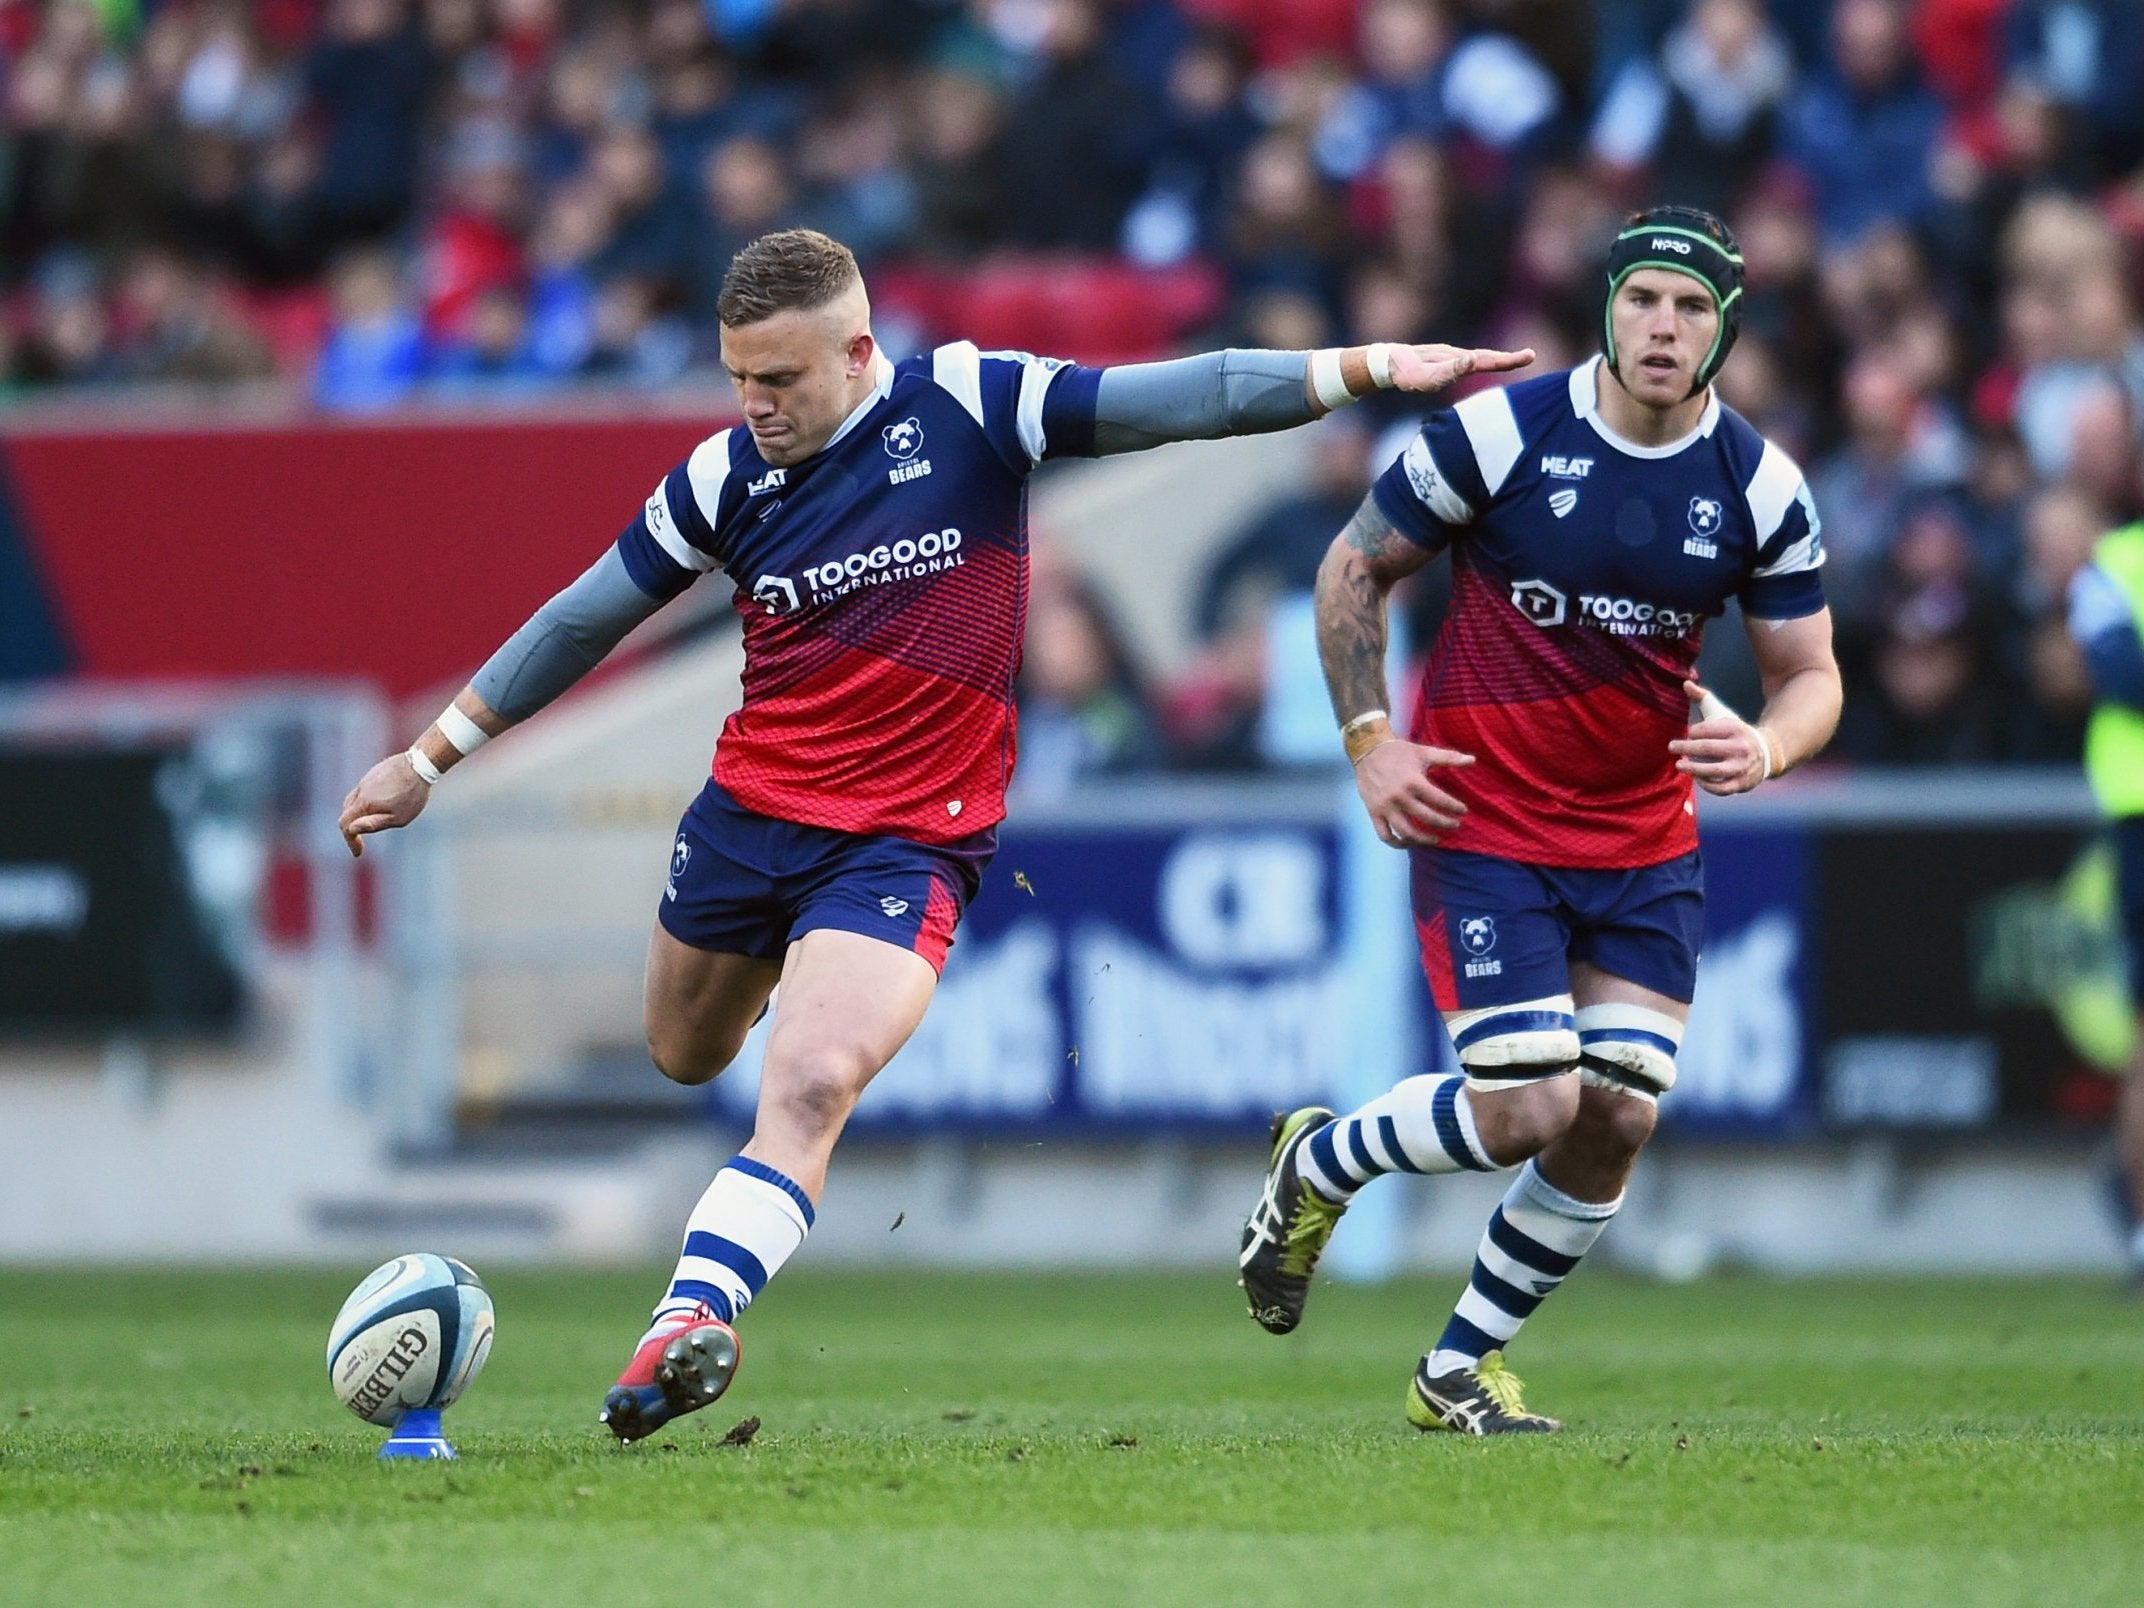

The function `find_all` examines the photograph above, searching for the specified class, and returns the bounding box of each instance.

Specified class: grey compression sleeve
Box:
[1090,349,1315,455]
[469,546,669,723]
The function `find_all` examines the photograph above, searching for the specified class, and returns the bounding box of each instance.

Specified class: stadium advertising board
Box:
[0,746,245,1036]
[1815,824,2122,1131]
[703,809,2114,1139]
[702,812,1832,1137]
[708,817,1352,1133]
[1667,823,1818,1138]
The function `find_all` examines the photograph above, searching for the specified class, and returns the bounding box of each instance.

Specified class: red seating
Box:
[881,256,1225,366]
[960,263,1061,352]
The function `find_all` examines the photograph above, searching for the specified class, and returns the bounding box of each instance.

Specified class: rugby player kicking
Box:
[1237,207,1842,1433]
[338,228,1529,1440]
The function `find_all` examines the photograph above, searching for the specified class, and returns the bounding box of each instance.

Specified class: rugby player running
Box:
[338,228,1529,1441]
[1237,207,1842,1433]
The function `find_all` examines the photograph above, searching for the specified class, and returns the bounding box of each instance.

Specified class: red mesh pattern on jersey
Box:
[1411,559,1700,869]
[740,532,1026,704]
[716,646,1015,843]
[716,526,1028,842]
[915,871,962,973]
[1421,557,1695,716]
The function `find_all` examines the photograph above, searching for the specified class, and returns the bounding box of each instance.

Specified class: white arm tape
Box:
[406,746,443,786]
[1311,345,1401,412]
[1309,348,1353,411]
[436,705,491,757]
[1694,687,1775,780]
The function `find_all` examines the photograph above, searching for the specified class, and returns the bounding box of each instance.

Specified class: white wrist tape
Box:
[1693,687,1776,782]
[1365,343,1397,388]
[1309,348,1354,411]
[1341,709,1389,737]
[436,705,491,757]
[405,745,443,786]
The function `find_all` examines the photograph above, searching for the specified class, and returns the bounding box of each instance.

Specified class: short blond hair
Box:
[716,229,861,327]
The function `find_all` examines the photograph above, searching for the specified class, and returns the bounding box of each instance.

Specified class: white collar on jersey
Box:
[1569,354,1720,459]
[816,350,899,455]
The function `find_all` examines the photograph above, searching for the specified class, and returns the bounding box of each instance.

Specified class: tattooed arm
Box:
[1316,493,1475,848]
[1316,496,1431,722]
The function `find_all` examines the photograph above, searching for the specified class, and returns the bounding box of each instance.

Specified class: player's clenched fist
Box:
[1352,740,1475,848]
[1670,679,1779,797]
[338,753,433,857]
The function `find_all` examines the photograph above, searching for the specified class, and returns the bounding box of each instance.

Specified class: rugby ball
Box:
[326,1253,495,1426]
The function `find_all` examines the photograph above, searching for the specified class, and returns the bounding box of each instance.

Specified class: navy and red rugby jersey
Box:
[615,343,1103,845]
[1373,356,1827,870]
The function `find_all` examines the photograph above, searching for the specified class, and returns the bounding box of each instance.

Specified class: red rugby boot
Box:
[598,1304,741,1443]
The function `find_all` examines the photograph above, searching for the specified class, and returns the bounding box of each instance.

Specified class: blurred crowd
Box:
[6,0,2144,771]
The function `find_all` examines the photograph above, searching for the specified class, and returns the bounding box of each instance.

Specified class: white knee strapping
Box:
[1447,996,1579,1093]
[1574,1002,1683,1101]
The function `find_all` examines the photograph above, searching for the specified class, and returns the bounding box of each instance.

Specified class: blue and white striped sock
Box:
[643,1156,814,1343]
[1426,1159,1618,1375]
[1295,1074,1499,1203]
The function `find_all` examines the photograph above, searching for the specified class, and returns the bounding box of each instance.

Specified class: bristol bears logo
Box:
[1459,914,1502,977]
[883,417,925,460]
[1509,578,1568,627]
[666,835,690,901]
[1685,495,1723,558]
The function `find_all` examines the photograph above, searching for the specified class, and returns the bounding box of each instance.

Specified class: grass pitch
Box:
[3,1268,2141,1606]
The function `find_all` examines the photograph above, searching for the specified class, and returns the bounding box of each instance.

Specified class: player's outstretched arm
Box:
[338,546,673,856]
[1314,495,1474,849]
[1086,343,1533,455]
[1672,609,1841,796]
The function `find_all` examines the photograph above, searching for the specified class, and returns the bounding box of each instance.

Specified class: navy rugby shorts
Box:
[1411,845,1705,1013]
[657,781,993,974]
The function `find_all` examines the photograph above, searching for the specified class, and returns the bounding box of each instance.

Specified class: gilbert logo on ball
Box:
[326,1253,495,1460]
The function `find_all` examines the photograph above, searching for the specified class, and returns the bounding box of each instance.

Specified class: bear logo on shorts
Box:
[1459,915,1497,956]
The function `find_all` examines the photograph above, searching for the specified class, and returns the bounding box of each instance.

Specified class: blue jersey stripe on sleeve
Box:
[1740,567,1825,620]
[1039,364,1103,460]
[616,521,697,601]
